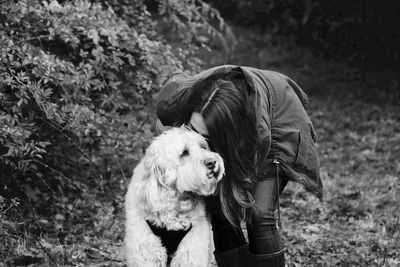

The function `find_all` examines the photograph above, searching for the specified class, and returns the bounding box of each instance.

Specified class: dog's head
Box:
[142,126,224,197]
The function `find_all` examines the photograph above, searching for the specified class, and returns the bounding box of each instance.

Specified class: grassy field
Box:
[1,27,399,266]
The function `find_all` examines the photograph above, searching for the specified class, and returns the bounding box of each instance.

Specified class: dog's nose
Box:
[204,158,216,170]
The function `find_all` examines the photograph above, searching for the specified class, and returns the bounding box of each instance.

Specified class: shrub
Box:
[0,0,231,219]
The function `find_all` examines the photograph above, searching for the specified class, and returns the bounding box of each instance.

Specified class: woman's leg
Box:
[206,196,247,251]
[246,177,287,266]
[211,213,247,251]
[206,196,249,267]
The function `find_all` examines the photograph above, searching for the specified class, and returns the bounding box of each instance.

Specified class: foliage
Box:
[208,0,400,69]
[155,0,236,53]
[0,0,232,264]
[0,0,157,211]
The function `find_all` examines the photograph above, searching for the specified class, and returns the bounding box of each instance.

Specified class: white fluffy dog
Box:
[125,127,224,267]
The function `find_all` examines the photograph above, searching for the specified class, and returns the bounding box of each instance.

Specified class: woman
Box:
[155,65,323,267]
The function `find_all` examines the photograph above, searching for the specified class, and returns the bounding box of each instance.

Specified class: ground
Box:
[1,27,399,266]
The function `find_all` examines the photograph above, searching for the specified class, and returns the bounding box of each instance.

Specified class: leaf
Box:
[87,29,100,45]
[17,98,24,107]
[85,247,105,259]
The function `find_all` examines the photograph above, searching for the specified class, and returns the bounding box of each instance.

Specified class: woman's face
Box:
[187,112,216,151]
[188,112,209,137]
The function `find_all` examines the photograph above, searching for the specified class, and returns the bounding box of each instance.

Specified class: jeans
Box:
[208,177,287,255]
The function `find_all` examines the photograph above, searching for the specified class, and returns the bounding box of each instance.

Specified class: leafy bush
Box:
[0,0,231,220]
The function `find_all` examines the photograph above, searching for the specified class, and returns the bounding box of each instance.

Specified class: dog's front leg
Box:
[125,218,167,266]
[125,184,167,266]
[170,211,212,267]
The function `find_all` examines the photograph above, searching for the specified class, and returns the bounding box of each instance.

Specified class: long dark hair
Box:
[163,69,258,227]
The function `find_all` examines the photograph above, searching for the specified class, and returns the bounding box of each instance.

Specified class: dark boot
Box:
[214,244,253,267]
[250,248,285,267]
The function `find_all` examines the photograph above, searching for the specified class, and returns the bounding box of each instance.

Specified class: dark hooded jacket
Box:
[156,65,323,200]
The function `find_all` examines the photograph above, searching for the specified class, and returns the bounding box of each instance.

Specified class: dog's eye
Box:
[200,142,209,150]
[180,148,189,158]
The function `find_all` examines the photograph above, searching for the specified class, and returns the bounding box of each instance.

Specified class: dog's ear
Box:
[143,147,165,183]
[143,141,169,184]
[138,176,161,211]
[136,153,165,211]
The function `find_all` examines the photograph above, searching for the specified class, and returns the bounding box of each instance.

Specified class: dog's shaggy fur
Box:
[125,127,224,267]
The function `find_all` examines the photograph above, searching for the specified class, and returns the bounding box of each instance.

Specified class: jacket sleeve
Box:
[155,71,190,127]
